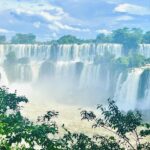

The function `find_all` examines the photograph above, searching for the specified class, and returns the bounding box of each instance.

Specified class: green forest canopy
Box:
[0,28,150,46]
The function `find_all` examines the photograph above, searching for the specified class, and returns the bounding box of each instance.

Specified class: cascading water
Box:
[137,69,150,110]
[114,69,143,110]
[0,43,122,61]
[16,64,33,82]
[138,44,150,58]
[79,64,101,88]
[0,67,9,86]
[0,44,150,110]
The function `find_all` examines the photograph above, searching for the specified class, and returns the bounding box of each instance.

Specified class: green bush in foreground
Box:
[81,98,150,150]
[0,87,150,150]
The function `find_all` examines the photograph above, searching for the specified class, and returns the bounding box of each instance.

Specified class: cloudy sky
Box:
[0,0,149,40]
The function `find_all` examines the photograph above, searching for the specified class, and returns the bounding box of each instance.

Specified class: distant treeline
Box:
[0,28,150,51]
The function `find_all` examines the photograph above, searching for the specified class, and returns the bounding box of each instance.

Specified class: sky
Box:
[0,0,149,40]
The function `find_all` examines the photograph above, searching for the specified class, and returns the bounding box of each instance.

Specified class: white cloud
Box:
[116,15,134,21]
[96,29,112,35]
[0,0,69,22]
[54,22,81,31]
[48,22,90,32]
[33,22,41,28]
[0,28,10,33]
[0,0,88,33]
[48,24,59,32]
[114,3,150,15]
[40,11,62,22]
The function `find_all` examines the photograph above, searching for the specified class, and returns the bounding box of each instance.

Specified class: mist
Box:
[0,43,150,113]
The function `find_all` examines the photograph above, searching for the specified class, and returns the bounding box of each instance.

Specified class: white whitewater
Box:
[0,44,123,61]
[0,43,122,89]
[139,44,150,58]
[0,44,150,110]
[0,44,149,61]
[115,69,143,110]
[79,64,101,88]
[0,67,9,86]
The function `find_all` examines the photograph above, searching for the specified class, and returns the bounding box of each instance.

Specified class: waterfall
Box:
[115,69,143,110]
[0,67,9,86]
[0,43,123,62]
[96,44,122,58]
[114,73,123,98]
[55,61,76,80]
[0,44,150,109]
[79,64,101,88]
[30,61,42,82]
[16,64,32,82]
[137,69,150,109]
[0,44,149,61]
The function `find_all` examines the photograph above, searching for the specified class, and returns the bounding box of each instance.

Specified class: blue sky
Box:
[0,0,149,40]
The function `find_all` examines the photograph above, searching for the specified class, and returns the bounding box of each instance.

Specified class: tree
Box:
[143,31,150,43]
[128,54,145,68]
[0,87,60,150]
[81,99,150,150]
[113,56,129,71]
[61,125,123,150]
[96,33,112,43]
[112,28,143,54]
[11,33,36,44]
[0,35,6,44]
[57,35,82,44]
[0,87,150,149]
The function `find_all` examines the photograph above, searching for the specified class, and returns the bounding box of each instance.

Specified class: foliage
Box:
[114,57,129,70]
[61,125,123,150]
[54,27,149,49]
[3,28,150,57]
[53,27,148,56]
[114,54,146,69]
[112,28,143,54]
[95,33,112,43]
[143,31,150,44]
[57,35,82,44]
[0,87,150,149]
[0,35,6,44]
[11,33,36,44]
[0,87,59,149]
[94,53,147,72]
[140,123,150,137]
[2,28,150,47]
[128,54,145,68]
[0,87,28,114]
[81,98,150,150]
